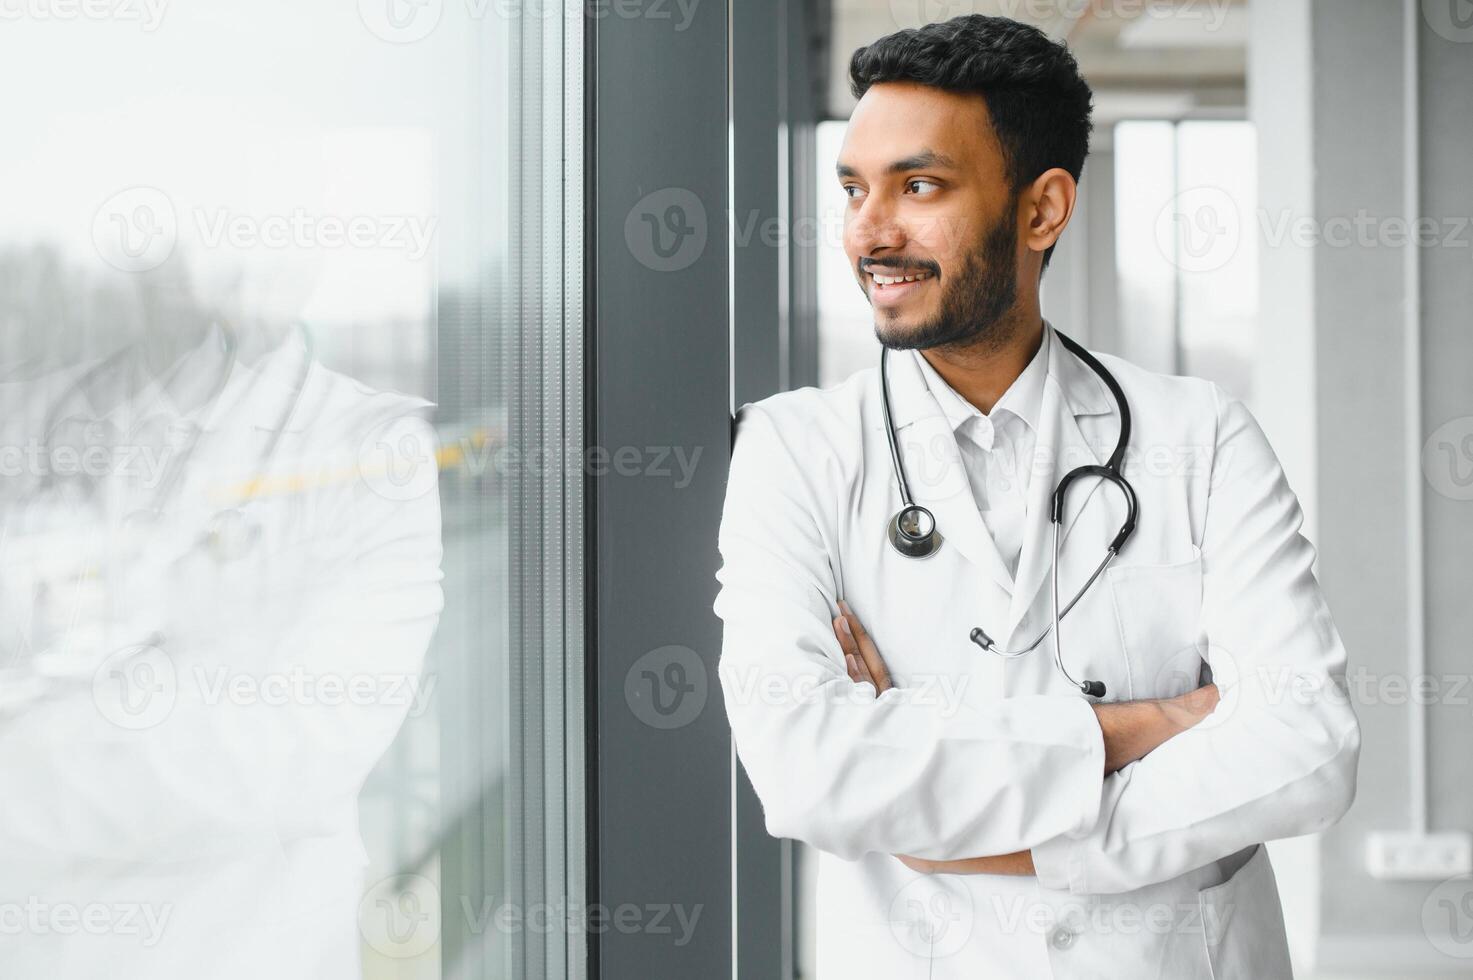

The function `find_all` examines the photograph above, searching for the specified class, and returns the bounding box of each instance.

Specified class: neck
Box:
[920,305,1043,415]
[136,324,232,416]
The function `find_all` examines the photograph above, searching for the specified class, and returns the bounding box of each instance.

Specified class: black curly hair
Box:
[849,15,1093,268]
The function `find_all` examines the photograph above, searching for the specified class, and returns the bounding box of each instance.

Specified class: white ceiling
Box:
[825,0,1248,125]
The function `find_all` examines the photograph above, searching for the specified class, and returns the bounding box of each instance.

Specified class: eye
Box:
[842,184,866,201]
[905,179,940,195]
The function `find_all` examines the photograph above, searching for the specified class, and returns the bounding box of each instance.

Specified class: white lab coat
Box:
[715,323,1360,979]
[0,339,444,979]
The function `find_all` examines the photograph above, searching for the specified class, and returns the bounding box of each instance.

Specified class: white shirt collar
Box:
[911,324,1050,439]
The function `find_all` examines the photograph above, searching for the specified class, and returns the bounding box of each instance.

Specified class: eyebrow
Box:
[835,149,958,179]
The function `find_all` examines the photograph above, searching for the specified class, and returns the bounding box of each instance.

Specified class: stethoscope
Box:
[880,327,1138,698]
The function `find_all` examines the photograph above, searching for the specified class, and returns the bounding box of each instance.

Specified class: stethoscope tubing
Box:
[972,535,1119,659]
[879,343,916,507]
[880,325,1136,698]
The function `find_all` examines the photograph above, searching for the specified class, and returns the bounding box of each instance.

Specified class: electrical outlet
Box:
[1366,831,1473,880]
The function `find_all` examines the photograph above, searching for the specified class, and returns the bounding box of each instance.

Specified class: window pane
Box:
[816,119,878,388]
[1176,120,1258,400]
[1114,119,1180,374]
[1114,119,1259,397]
[0,6,582,980]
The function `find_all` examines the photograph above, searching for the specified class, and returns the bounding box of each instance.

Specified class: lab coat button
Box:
[1050,926,1076,950]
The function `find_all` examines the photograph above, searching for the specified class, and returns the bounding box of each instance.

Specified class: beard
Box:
[872,211,1020,353]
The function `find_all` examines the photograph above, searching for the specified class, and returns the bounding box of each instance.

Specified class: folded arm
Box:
[1029,387,1361,894]
[716,403,1109,862]
[833,601,1219,876]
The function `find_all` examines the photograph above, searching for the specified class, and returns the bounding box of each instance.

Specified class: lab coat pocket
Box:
[1198,844,1294,979]
[1105,547,1204,701]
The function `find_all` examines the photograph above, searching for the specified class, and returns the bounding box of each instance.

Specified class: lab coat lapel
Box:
[886,351,1015,595]
[1005,333,1116,636]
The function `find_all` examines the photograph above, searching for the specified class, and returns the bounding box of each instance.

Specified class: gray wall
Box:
[590,2,732,977]
[731,1,824,977]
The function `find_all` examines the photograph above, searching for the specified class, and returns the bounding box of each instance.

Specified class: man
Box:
[715,15,1360,979]
[0,318,444,979]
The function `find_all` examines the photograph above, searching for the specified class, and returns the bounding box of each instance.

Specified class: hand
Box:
[897,850,1036,876]
[1166,681,1220,725]
[1093,683,1220,774]
[833,599,892,694]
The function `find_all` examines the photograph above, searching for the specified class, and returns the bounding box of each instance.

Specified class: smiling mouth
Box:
[867,269,934,292]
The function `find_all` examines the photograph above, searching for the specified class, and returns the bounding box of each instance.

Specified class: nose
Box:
[845,193,904,258]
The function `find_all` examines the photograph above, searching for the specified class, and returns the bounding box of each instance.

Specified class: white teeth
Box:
[872,271,931,286]
[872,269,930,284]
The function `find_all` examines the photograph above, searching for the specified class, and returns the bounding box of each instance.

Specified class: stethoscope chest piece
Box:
[887,503,942,559]
[878,348,945,561]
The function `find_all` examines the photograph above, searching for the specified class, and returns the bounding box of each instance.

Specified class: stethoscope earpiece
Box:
[887,504,942,559]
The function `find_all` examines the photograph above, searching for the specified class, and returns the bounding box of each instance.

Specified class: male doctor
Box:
[0,321,444,980]
[715,15,1360,979]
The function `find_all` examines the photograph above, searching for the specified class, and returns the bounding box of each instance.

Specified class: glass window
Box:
[815,119,879,389]
[0,5,583,980]
[1174,120,1258,400]
[1115,119,1258,398]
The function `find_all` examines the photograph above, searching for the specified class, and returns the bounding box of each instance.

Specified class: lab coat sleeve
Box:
[1030,385,1361,895]
[715,400,1107,862]
[266,410,446,842]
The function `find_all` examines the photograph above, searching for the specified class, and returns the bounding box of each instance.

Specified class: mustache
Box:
[859,258,940,277]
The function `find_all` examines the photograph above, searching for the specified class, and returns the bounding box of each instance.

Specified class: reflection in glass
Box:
[0,5,579,979]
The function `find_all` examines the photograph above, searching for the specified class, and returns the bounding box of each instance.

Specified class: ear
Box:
[1019,167,1078,257]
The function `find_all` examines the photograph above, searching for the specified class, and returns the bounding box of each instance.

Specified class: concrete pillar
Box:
[1251,0,1473,973]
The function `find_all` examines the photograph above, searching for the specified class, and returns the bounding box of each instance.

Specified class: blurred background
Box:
[1,0,1469,978]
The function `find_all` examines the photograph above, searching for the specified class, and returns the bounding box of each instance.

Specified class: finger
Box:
[839,600,892,693]
[897,854,933,874]
[834,618,866,687]
[856,634,892,693]
[832,614,859,661]
[1183,682,1220,717]
[836,627,860,680]
[834,614,875,686]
